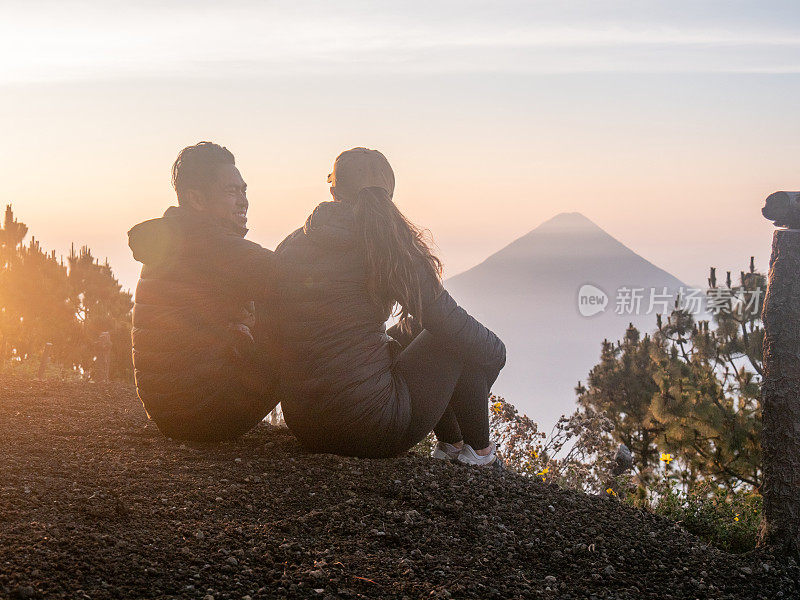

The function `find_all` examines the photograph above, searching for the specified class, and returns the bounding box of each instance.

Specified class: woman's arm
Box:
[410,268,506,374]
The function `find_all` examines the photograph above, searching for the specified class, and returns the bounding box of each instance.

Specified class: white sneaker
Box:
[457,442,497,467]
[432,441,462,461]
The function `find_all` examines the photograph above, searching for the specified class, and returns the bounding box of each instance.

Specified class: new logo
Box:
[577,284,608,317]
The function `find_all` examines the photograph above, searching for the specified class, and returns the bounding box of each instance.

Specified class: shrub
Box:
[649,480,762,553]
[410,432,436,458]
[490,395,616,492]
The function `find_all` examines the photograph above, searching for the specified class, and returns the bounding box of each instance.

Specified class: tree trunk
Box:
[759,228,800,554]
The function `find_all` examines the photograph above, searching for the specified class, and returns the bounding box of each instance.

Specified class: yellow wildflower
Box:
[660,452,673,465]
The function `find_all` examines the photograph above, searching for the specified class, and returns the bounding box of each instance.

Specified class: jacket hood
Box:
[128,215,173,265]
[128,206,247,265]
[303,202,357,249]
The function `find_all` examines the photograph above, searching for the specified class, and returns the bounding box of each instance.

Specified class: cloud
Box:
[3,1,800,83]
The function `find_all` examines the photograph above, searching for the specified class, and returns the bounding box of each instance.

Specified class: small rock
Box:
[195,531,205,540]
[603,565,616,576]
[739,566,753,576]
[547,505,555,513]
[234,458,242,463]
[12,586,37,599]
[226,556,239,566]
[544,575,557,584]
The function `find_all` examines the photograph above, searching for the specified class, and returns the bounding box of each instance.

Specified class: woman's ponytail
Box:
[350,186,442,331]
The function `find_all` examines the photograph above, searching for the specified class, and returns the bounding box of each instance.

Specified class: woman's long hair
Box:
[349,186,442,330]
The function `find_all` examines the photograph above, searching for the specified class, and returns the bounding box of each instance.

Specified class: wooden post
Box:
[37,342,53,379]
[759,191,800,554]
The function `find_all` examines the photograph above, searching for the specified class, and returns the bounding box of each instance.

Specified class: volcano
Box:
[445,212,687,429]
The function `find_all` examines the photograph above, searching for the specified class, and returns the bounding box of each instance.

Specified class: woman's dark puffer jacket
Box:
[128,206,274,425]
[273,201,506,455]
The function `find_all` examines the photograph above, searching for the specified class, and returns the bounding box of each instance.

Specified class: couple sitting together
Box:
[128,142,506,467]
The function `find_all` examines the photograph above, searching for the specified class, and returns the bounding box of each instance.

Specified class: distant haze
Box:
[1,1,792,296]
[3,1,789,427]
[446,212,687,429]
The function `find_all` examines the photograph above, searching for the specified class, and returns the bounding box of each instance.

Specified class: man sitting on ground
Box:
[128,141,278,441]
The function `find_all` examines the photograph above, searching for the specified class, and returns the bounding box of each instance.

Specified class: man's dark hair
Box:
[171,142,235,205]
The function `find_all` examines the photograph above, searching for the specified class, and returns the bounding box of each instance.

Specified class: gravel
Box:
[1,375,798,599]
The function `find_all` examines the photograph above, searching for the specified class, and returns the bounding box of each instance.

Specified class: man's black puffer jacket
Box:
[273,201,506,455]
[128,206,274,425]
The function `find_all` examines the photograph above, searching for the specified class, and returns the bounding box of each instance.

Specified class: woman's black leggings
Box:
[388,320,499,454]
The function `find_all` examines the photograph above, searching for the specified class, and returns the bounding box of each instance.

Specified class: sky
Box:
[2,0,799,292]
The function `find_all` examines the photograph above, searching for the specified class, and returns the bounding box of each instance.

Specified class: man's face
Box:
[200,163,248,230]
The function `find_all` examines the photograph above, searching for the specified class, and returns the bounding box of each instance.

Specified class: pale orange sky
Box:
[2,1,797,291]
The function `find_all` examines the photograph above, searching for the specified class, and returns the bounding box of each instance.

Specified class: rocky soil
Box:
[1,375,798,599]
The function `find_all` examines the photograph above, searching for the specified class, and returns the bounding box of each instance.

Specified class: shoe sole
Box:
[457,454,497,467]
[431,449,459,461]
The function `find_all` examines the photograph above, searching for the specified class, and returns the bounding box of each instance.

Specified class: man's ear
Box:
[183,188,207,212]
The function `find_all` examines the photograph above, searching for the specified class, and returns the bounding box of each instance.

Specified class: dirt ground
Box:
[1,375,798,599]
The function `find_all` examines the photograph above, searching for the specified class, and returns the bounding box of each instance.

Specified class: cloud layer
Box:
[4,1,800,83]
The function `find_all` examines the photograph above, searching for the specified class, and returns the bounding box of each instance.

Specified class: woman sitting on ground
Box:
[273,148,506,465]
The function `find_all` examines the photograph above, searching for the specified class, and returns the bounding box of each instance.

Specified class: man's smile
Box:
[233,206,248,227]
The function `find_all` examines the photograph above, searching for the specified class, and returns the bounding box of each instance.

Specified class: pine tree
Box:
[575,325,664,497]
[0,205,133,379]
[67,245,132,379]
[576,259,765,496]
[6,237,73,362]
